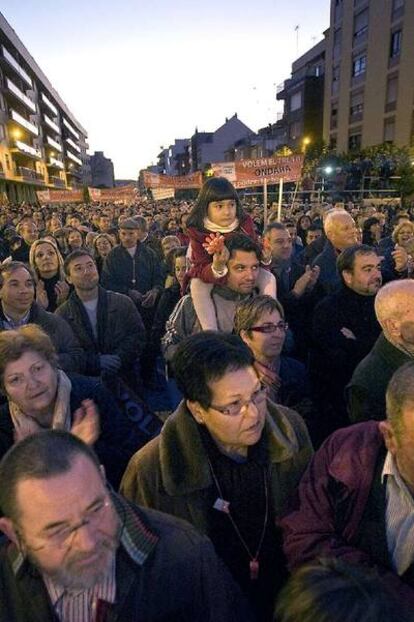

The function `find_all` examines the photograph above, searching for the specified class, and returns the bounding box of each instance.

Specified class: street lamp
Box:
[324,166,333,175]
[302,137,311,153]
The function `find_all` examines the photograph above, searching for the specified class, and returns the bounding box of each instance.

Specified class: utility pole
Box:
[294,25,300,56]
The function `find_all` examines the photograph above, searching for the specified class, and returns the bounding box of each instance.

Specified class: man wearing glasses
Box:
[121,332,313,622]
[0,430,251,622]
[234,295,310,409]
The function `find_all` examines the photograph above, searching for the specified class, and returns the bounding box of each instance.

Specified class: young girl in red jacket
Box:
[186,176,277,330]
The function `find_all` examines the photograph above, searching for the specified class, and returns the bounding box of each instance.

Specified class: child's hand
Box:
[203,232,225,255]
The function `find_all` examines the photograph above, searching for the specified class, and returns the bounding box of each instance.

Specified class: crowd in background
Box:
[1,186,414,621]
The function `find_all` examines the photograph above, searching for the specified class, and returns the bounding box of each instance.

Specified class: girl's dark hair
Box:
[186,177,244,230]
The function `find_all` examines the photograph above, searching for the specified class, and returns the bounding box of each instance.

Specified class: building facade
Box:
[276,38,326,151]
[90,151,115,188]
[0,12,89,202]
[324,0,414,152]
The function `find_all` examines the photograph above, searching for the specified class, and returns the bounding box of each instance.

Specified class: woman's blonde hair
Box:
[29,238,65,280]
[392,220,414,244]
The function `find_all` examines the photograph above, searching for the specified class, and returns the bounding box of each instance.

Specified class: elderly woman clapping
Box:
[0,324,145,487]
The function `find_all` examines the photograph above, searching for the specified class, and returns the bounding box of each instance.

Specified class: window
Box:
[289,122,301,140]
[348,133,362,150]
[315,65,321,77]
[352,54,367,77]
[334,0,343,22]
[350,91,364,117]
[331,106,338,129]
[390,30,402,58]
[384,117,395,143]
[332,65,340,95]
[354,9,369,41]
[386,75,398,104]
[290,92,302,112]
[333,28,341,60]
[392,0,404,10]
[329,135,337,150]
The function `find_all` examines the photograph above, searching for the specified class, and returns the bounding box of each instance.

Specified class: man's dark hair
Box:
[64,249,96,276]
[225,233,261,261]
[0,430,102,522]
[172,331,254,408]
[0,261,36,288]
[264,222,288,236]
[307,223,323,233]
[337,244,378,281]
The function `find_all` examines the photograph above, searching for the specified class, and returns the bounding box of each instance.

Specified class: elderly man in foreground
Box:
[0,431,251,622]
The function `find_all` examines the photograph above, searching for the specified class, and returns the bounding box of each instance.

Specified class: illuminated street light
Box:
[325,166,333,175]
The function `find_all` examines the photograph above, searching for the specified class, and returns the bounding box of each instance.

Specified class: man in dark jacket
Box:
[347,279,414,422]
[0,262,83,373]
[0,431,251,622]
[279,363,414,617]
[310,244,382,440]
[101,217,163,312]
[56,250,146,394]
[264,222,319,358]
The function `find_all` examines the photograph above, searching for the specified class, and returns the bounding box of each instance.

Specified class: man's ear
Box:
[342,270,352,288]
[186,400,205,425]
[0,517,19,546]
[379,420,398,455]
[383,317,400,341]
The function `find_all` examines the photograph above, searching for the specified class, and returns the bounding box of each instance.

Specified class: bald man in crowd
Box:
[347,279,414,422]
[312,210,359,296]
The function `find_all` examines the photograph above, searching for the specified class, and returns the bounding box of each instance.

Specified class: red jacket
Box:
[187,214,257,284]
[279,421,414,606]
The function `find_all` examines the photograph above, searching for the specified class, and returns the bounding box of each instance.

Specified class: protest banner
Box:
[36,189,83,203]
[151,187,175,200]
[211,155,304,188]
[88,185,138,203]
[142,171,202,190]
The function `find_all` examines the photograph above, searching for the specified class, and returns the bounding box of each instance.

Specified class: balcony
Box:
[66,150,82,166]
[50,176,65,188]
[63,118,79,140]
[43,114,60,134]
[46,135,62,152]
[1,46,32,87]
[0,162,4,178]
[5,78,36,112]
[66,137,81,153]
[12,140,42,159]
[10,109,39,135]
[18,166,44,183]
[40,92,58,116]
[47,156,64,170]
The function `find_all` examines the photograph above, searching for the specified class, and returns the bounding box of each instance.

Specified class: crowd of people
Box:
[0,179,414,621]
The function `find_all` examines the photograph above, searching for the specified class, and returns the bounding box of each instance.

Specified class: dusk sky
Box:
[2,1,330,179]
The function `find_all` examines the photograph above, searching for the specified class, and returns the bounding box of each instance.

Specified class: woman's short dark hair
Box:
[186,177,244,230]
[0,324,59,390]
[172,331,254,408]
[165,246,187,276]
[274,558,408,622]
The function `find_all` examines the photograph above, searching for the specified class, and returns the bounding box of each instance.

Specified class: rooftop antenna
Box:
[294,25,300,56]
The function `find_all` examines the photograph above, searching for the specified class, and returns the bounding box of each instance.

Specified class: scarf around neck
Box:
[9,369,72,443]
[203,216,239,234]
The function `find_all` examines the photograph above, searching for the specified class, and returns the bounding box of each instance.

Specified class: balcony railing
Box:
[6,78,36,112]
[2,46,32,87]
[46,135,62,152]
[50,176,65,187]
[44,114,60,134]
[14,140,42,158]
[63,118,80,140]
[18,166,44,182]
[48,157,64,169]
[10,109,39,135]
[41,92,58,116]
[66,137,81,153]
[66,150,82,166]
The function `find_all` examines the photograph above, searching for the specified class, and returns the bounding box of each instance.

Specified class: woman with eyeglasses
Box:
[234,296,310,408]
[0,324,146,488]
[121,331,313,622]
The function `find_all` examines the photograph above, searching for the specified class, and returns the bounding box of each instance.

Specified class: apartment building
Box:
[277,38,326,151]
[0,12,89,202]
[324,0,414,152]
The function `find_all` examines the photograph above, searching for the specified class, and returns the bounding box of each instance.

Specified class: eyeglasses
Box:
[19,497,112,551]
[250,322,288,334]
[209,385,267,417]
